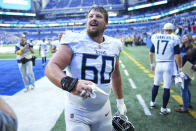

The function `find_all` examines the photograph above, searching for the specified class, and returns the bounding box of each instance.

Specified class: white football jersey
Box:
[151,33,180,62]
[61,30,122,110]
[39,41,48,52]
[39,41,48,57]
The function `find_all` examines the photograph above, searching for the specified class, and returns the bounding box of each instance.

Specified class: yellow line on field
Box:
[172,95,196,119]
[122,50,174,92]
[189,110,196,119]
[122,50,196,118]
[122,50,153,77]
[172,95,183,105]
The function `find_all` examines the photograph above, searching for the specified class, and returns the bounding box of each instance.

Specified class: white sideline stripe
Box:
[121,63,125,69]
[136,94,152,116]
[124,69,129,76]
[128,78,137,89]
[2,76,67,131]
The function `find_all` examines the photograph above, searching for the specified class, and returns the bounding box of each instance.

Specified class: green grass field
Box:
[1,45,196,131]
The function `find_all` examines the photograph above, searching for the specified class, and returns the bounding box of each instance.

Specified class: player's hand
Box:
[117,98,127,115]
[174,75,183,87]
[179,71,187,80]
[150,64,155,72]
[71,80,93,98]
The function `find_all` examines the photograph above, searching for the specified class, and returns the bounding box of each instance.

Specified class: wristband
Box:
[116,98,125,105]
[150,63,155,67]
[61,76,78,92]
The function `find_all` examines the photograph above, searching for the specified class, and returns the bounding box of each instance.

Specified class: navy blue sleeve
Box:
[150,44,155,53]
[174,45,180,54]
[15,46,20,53]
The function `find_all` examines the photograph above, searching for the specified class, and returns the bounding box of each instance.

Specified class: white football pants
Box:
[64,99,112,131]
[154,62,174,89]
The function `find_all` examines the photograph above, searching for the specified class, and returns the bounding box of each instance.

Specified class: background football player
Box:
[39,38,48,67]
[149,23,182,115]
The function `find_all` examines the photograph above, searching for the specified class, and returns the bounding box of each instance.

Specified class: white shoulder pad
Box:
[60,30,81,45]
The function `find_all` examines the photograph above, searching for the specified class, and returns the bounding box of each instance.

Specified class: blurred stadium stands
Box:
[0,0,196,45]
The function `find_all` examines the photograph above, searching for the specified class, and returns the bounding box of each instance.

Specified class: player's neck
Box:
[91,35,104,44]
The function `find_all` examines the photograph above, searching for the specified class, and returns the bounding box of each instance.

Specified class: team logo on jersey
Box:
[95,49,106,55]
[105,111,110,117]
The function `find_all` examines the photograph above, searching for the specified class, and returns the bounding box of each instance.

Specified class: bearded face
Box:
[21,37,26,44]
[86,10,107,38]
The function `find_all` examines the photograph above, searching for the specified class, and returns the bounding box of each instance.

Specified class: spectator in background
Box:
[0,96,17,131]
[134,33,139,46]
[15,34,35,92]
[192,23,196,33]
[175,34,196,113]
[39,38,48,67]
[50,33,63,55]
[188,24,192,33]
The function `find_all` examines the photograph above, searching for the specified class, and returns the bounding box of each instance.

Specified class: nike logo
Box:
[105,112,109,117]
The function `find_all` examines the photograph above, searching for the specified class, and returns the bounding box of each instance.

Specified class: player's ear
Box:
[104,23,108,30]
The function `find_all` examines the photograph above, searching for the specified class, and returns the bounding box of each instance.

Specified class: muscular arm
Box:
[45,45,72,88]
[111,58,123,99]
[0,97,17,131]
[149,52,154,65]
[0,97,17,119]
[45,44,93,96]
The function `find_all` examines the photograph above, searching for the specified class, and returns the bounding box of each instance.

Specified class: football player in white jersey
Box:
[39,38,48,67]
[45,6,127,131]
[50,33,63,56]
[149,23,182,115]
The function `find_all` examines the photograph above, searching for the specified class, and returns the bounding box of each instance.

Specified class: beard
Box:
[87,26,105,38]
